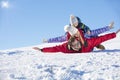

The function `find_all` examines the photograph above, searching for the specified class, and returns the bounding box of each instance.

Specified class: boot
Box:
[96,44,105,50]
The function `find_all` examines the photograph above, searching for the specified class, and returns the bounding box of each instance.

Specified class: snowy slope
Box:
[0,33,120,80]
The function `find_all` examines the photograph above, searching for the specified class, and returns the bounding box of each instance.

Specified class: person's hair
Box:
[76,16,81,23]
[68,36,76,46]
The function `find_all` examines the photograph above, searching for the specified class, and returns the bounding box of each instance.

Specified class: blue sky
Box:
[0,0,120,50]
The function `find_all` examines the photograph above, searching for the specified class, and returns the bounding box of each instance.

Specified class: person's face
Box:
[73,21,78,27]
[71,39,81,51]
[70,15,79,27]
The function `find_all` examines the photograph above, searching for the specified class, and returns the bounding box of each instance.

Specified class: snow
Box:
[0,33,120,80]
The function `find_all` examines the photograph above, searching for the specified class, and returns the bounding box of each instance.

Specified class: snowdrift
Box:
[0,32,120,80]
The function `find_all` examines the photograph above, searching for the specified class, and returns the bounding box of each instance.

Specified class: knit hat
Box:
[64,25,78,36]
[70,15,78,25]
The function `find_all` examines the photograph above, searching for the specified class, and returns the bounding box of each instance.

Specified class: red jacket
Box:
[41,33,116,53]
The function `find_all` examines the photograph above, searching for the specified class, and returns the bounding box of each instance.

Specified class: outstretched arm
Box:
[33,47,42,51]
[43,34,67,43]
[84,22,114,38]
[33,46,61,53]
[116,29,120,34]
[47,34,67,43]
[89,29,120,48]
[33,43,67,53]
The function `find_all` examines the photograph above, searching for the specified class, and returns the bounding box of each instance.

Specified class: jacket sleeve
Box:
[84,26,110,38]
[89,33,116,48]
[41,43,67,53]
[47,34,67,43]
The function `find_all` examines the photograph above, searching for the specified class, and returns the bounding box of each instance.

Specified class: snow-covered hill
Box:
[0,33,120,80]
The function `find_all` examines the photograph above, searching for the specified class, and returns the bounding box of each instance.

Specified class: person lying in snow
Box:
[33,26,120,53]
[43,14,114,50]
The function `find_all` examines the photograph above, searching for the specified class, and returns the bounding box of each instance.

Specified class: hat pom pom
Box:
[64,25,69,32]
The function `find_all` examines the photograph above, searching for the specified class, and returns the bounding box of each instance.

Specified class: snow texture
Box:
[0,33,120,80]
